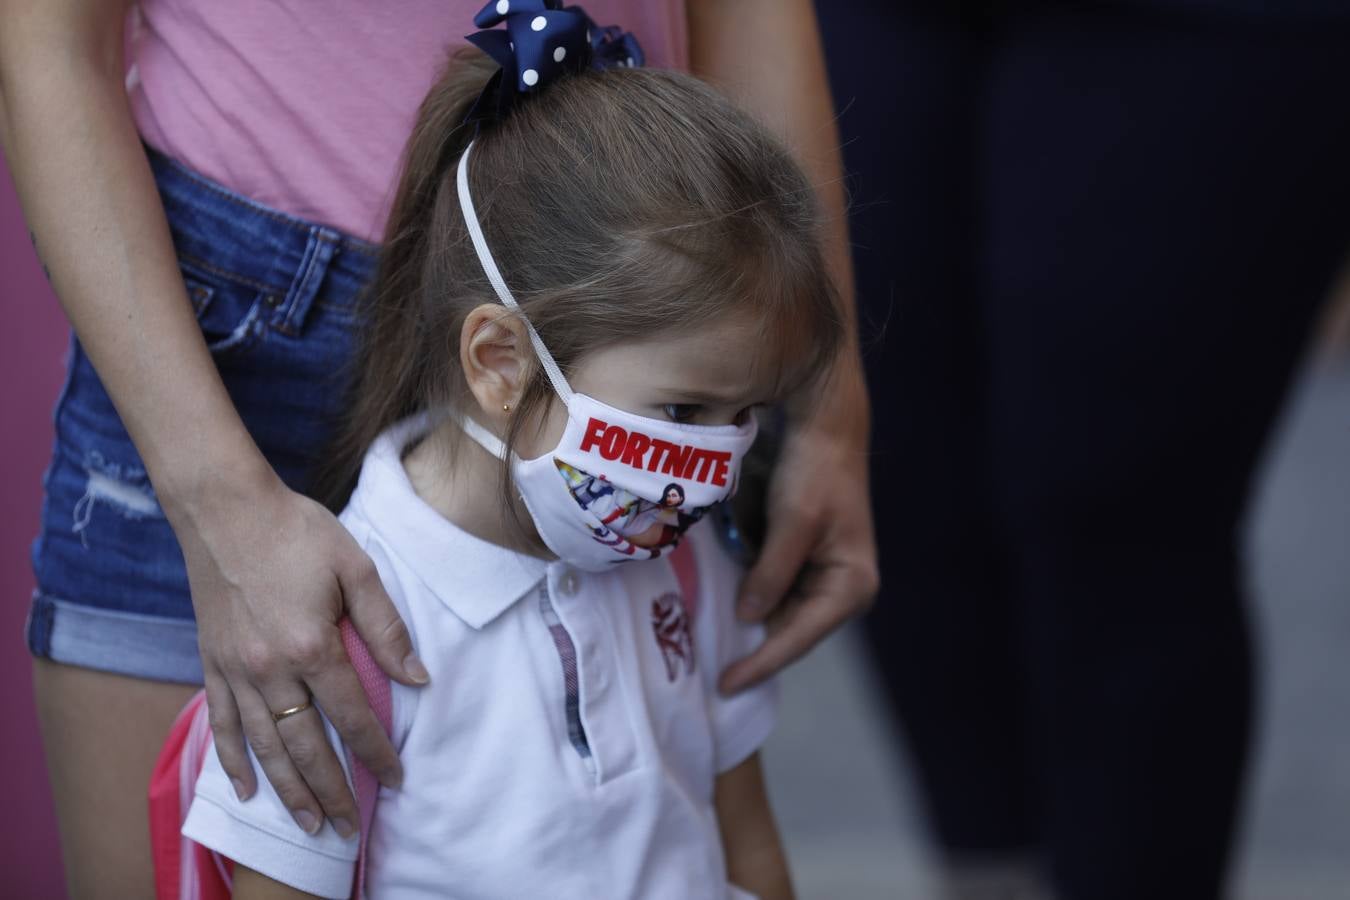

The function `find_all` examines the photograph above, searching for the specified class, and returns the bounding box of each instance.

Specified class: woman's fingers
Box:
[305,636,403,790]
[340,547,428,687]
[233,680,330,838]
[726,414,879,692]
[269,694,361,841]
[203,671,255,801]
[720,558,875,694]
[254,623,369,838]
[736,504,822,621]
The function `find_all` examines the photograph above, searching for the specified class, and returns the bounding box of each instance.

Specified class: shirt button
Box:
[558,570,581,597]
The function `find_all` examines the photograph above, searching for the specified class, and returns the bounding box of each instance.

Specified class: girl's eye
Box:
[662,404,700,423]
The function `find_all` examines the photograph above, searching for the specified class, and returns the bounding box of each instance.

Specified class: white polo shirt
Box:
[182,420,777,899]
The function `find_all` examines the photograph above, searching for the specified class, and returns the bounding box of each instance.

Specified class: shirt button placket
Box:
[555,569,599,682]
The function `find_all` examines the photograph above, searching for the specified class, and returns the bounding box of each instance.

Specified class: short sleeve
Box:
[687,522,780,774]
[181,713,358,899]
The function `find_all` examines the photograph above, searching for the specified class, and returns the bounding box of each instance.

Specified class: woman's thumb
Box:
[341,555,428,685]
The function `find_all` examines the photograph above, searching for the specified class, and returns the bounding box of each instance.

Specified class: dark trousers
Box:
[820,3,1350,896]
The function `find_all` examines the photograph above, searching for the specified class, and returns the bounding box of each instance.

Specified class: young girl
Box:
[173,6,842,897]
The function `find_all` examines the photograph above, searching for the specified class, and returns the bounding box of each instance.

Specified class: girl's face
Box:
[577,312,782,422]
[512,309,786,459]
[663,488,682,507]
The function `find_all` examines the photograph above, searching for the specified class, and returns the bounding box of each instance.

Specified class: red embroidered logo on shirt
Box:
[651,592,695,682]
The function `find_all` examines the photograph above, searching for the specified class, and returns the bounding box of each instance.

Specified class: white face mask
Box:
[454,141,758,570]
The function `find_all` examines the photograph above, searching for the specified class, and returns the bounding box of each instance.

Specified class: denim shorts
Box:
[26,144,378,684]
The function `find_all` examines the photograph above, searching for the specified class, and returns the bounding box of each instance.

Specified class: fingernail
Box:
[231,778,250,801]
[293,809,321,835]
[738,594,764,619]
[381,766,404,790]
[334,817,357,840]
[403,653,430,684]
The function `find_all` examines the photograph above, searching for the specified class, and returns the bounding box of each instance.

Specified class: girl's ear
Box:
[461,304,530,417]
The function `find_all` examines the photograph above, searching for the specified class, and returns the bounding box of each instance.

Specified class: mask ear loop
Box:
[457,142,575,404]
[456,410,513,462]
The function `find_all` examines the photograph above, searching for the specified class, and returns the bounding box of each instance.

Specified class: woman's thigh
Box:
[33,659,198,899]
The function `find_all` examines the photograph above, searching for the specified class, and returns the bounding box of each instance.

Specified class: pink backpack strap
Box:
[669,539,700,621]
[340,617,394,899]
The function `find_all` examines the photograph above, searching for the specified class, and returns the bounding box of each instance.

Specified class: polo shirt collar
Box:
[349,415,548,629]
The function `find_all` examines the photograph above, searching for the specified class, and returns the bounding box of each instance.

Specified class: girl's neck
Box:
[402,417,552,559]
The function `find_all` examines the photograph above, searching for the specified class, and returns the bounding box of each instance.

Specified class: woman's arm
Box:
[715,753,794,900]
[688,0,879,692]
[0,0,424,832]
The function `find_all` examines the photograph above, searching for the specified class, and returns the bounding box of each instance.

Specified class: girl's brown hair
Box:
[311,49,843,512]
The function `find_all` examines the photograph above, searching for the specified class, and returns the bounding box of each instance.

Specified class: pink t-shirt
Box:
[127,1,688,243]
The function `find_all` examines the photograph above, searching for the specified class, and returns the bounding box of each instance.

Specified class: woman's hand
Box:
[720,361,878,693]
[170,468,428,839]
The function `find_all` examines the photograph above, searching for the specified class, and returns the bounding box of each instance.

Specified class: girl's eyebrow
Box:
[658,387,749,404]
[656,385,766,407]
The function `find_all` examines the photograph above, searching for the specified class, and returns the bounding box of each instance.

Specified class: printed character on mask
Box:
[608,482,690,549]
[555,463,696,550]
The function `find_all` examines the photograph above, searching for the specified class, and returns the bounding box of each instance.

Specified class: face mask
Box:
[454,141,758,570]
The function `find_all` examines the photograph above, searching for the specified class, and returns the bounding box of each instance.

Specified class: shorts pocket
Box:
[179,259,274,357]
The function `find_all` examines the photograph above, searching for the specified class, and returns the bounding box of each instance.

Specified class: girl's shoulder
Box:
[337,447,550,633]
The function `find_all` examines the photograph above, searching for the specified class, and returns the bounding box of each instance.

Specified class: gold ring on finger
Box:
[271,696,314,723]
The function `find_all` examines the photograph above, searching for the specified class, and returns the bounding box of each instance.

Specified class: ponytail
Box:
[309,49,497,511]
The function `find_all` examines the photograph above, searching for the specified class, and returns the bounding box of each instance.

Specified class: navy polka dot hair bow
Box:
[466,0,645,121]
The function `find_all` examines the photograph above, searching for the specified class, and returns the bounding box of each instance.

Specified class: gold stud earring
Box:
[502,403,512,412]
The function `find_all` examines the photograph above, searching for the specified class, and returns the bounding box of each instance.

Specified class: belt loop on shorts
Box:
[275,226,341,335]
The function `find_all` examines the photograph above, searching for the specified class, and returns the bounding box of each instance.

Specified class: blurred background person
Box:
[820,1,1350,897]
